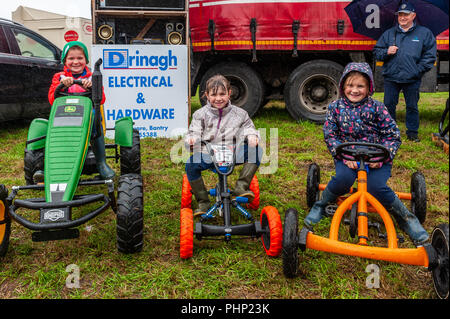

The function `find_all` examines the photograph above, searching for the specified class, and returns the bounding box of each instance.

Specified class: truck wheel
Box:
[116,174,144,253]
[120,129,141,175]
[181,174,192,209]
[0,185,11,257]
[431,223,449,299]
[260,206,282,257]
[284,60,343,123]
[282,208,299,278]
[199,62,265,117]
[180,208,194,259]
[411,172,426,224]
[24,148,44,185]
[306,163,320,208]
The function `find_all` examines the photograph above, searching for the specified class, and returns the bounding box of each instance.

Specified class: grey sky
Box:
[0,0,91,20]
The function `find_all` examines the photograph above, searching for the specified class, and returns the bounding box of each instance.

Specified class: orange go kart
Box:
[282,142,449,299]
[179,141,282,259]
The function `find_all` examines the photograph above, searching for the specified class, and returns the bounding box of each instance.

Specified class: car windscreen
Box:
[11,28,57,60]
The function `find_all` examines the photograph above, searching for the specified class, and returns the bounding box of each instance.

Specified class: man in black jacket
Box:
[373,2,437,142]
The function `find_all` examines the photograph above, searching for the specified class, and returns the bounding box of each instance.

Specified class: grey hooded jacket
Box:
[184,101,260,147]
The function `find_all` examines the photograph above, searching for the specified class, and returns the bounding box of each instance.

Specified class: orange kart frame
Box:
[306,167,432,267]
[282,142,447,294]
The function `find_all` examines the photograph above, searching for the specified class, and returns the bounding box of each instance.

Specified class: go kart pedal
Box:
[32,228,79,242]
[368,220,405,243]
[324,204,337,217]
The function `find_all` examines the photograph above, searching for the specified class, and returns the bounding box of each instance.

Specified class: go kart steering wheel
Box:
[54,79,92,99]
[335,142,390,164]
[202,140,237,176]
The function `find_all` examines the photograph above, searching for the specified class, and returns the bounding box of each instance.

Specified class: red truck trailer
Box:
[91,0,449,122]
[188,0,449,122]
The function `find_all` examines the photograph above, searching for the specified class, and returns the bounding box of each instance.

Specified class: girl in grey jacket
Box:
[185,75,262,214]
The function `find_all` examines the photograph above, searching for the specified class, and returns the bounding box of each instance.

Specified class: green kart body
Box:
[44,96,93,203]
[0,59,144,253]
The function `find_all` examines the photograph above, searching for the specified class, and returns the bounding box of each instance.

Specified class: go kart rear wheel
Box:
[411,172,426,224]
[120,130,141,175]
[282,208,299,278]
[260,206,282,257]
[116,174,144,253]
[0,185,11,257]
[248,175,260,210]
[306,163,320,208]
[24,148,44,185]
[180,208,194,259]
[431,223,449,299]
[181,174,192,209]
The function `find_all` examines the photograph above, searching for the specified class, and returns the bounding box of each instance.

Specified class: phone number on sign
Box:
[139,131,158,138]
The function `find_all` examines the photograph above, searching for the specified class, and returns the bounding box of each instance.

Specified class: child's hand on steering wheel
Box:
[368,162,382,169]
[343,159,358,169]
[81,79,92,90]
[247,135,258,147]
[186,137,197,146]
[344,160,382,169]
[60,77,74,87]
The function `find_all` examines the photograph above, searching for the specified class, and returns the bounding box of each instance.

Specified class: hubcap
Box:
[299,74,339,115]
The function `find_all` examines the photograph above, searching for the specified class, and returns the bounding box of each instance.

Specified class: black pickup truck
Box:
[0,18,63,122]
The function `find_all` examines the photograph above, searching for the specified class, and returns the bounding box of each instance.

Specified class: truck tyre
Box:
[120,129,141,175]
[116,173,144,253]
[199,62,265,117]
[284,60,343,123]
[24,148,44,185]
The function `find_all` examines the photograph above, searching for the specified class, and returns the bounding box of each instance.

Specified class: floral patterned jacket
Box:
[323,62,401,163]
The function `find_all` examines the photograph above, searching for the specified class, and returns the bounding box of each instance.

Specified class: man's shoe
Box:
[407,134,420,142]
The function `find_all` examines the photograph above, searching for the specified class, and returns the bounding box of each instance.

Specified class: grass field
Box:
[0,92,448,299]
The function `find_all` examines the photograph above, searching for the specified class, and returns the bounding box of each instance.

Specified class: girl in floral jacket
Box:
[304,62,428,245]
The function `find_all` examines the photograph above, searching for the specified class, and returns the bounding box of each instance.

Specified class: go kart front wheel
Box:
[247,175,260,210]
[116,174,144,253]
[282,208,299,278]
[431,223,449,299]
[180,208,194,259]
[0,185,11,257]
[306,163,320,208]
[181,174,192,209]
[24,148,44,185]
[260,206,282,257]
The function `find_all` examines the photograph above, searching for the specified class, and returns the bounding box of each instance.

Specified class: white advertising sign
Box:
[92,45,189,138]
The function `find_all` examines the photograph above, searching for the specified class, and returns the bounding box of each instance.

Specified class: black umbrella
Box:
[345,0,449,40]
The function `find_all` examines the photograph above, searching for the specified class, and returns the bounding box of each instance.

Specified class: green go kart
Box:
[0,59,143,257]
